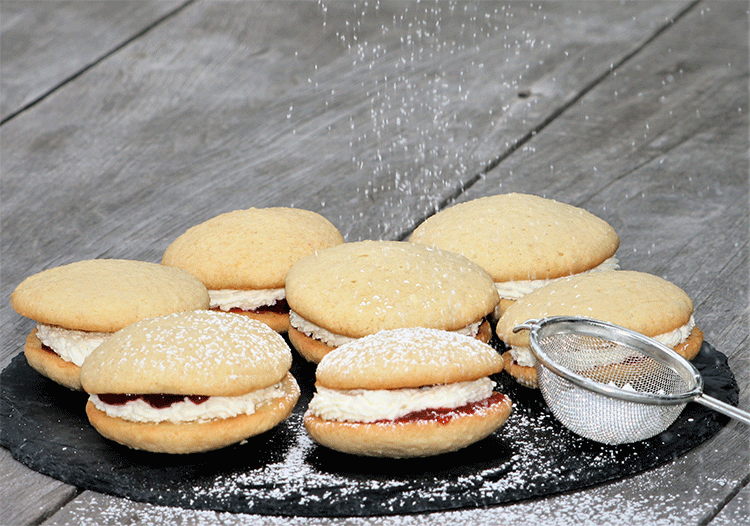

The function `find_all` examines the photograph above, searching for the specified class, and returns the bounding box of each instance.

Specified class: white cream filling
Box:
[495,257,620,300]
[36,324,110,367]
[509,346,541,368]
[509,315,695,368]
[209,288,285,311]
[652,315,695,348]
[307,377,496,423]
[89,381,286,424]
[289,311,481,347]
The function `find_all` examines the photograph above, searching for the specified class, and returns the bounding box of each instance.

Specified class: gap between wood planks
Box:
[699,472,750,526]
[31,489,84,526]
[0,0,199,126]
[394,0,705,241]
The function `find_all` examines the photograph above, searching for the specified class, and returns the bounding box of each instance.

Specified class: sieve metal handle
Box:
[695,394,750,425]
[513,319,540,333]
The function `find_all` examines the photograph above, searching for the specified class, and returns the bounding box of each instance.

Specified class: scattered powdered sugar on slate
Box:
[193,411,446,515]
[11,340,733,522]
[50,452,738,526]
[128,359,678,518]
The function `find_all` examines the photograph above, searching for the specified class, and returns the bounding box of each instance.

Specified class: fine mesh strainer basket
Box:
[513,316,750,445]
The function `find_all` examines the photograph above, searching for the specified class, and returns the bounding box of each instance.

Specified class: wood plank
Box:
[2,0,746,525]
[709,484,750,526]
[459,0,749,350]
[0,449,79,526]
[0,0,691,368]
[0,0,189,121]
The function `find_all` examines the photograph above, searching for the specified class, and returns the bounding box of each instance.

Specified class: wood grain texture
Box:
[711,484,750,526]
[462,0,749,350]
[36,450,750,526]
[0,1,693,278]
[0,0,189,121]
[0,449,79,526]
[1,0,694,368]
[1,0,747,525]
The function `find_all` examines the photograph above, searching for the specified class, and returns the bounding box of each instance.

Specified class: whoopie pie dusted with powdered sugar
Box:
[304,327,512,458]
[161,207,344,333]
[285,240,500,363]
[80,310,300,454]
[495,270,703,389]
[10,259,210,391]
[409,193,620,317]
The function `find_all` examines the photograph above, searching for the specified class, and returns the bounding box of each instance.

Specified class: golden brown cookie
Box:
[81,310,299,453]
[673,326,703,360]
[495,270,702,389]
[315,327,504,390]
[287,325,337,364]
[11,259,210,390]
[223,307,291,333]
[162,208,344,290]
[285,240,499,362]
[304,395,512,458]
[11,259,210,333]
[501,351,539,389]
[304,328,511,457]
[495,298,517,319]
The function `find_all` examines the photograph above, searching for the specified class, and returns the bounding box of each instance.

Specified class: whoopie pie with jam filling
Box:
[304,327,512,458]
[81,310,300,454]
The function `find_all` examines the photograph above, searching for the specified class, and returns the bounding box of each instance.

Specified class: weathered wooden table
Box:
[2,1,748,524]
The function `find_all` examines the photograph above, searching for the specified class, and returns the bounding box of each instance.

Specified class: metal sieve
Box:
[512,316,750,445]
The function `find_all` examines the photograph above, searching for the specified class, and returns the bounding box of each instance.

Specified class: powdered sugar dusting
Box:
[44,392,736,526]
[13,341,735,522]
[48,463,741,526]
[80,367,703,517]
[81,310,293,394]
[285,241,498,336]
[316,327,504,389]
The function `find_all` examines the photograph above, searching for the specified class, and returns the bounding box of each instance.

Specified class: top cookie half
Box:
[11,259,210,332]
[285,240,499,338]
[315,327,505,390]
[495,270,695,348]
[408,193,619,282]
[81,310,292,396]
[161,207,344,290]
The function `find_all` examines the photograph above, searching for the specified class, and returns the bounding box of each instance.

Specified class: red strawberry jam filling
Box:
[375,392,507,425]
[97,393,209,409]
[214,298,289,315]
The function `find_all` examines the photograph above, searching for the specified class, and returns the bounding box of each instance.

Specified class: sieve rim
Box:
[513,316,703,406]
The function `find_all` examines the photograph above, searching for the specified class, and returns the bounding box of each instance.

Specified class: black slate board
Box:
[0,339,739,517]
